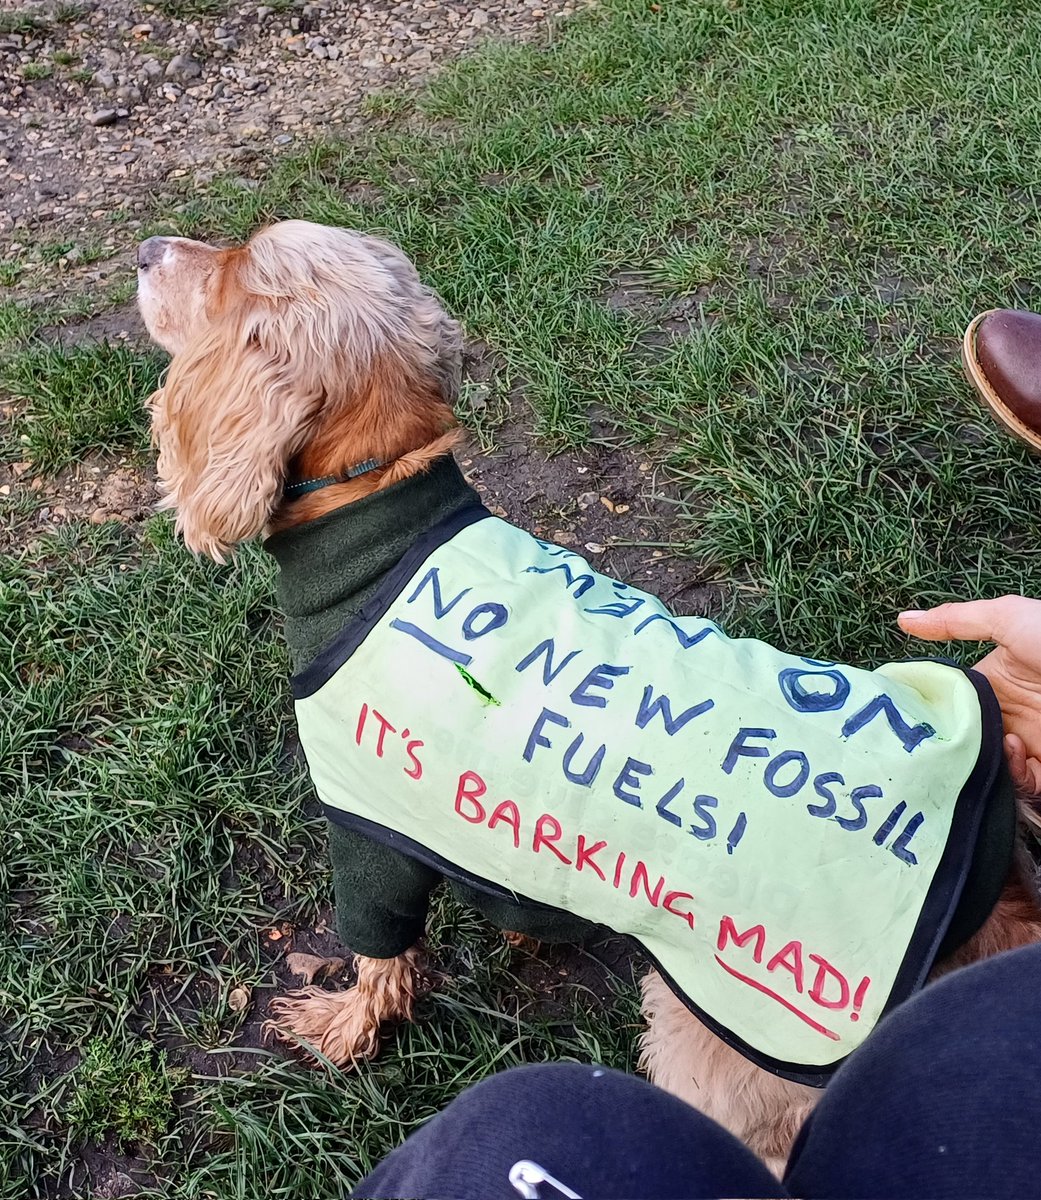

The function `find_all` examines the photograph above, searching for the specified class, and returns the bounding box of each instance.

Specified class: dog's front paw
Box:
[264,946,423,1068]
[265,984,384,1066]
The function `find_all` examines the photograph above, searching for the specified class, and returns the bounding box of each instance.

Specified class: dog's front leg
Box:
[267,944,424,1066]
[266,821,438,1066]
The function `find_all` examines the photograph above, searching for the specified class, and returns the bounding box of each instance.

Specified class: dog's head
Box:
[136,220,463,561]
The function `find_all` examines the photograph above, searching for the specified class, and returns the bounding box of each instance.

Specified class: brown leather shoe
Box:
[962,309,1041,453]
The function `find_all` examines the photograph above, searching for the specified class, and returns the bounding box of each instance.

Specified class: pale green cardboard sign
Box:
[295,514,989,1081]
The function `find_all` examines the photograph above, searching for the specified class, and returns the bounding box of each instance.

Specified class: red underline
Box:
[713,955,841,1041]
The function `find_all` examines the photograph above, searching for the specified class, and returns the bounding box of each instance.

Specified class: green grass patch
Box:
[2,341,163,471]
[152,0,227,17]
[0,299,37,345]
[0,9,47,35]
[54,2,90,22]
[67,1038,187,1150]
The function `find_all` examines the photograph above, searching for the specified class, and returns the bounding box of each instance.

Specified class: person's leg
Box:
[354,1062,787,1200]
[785,941,1041,1199]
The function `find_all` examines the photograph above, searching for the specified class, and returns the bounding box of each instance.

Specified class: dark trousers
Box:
[355,941,1041,1199]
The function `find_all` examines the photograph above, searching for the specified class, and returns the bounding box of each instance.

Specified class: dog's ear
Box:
[149,308,324,562]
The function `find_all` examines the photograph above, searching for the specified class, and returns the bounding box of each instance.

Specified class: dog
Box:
[136,219,1041,1171]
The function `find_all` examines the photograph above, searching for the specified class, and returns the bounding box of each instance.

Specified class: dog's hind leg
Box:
[639,968,817,1175]
[266,944,424,1066]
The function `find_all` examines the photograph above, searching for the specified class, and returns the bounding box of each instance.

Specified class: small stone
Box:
[585,542,606,554]
[88,108,118,127]
[577,491,599,509]
[256,3,274,17]
[470,7,490,25]
[93,69,116,90]
[165,54,202,82]
[131,23,153,38]
[140,56,163,80]
[234,117,268,138]
[90,508,111,524]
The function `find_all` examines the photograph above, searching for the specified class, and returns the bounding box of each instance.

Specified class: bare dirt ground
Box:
[1,0,580,237]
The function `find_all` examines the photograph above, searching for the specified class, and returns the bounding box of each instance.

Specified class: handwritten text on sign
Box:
[356,699,873,1040]
[341,531,950,1042]
[390,552,933,866]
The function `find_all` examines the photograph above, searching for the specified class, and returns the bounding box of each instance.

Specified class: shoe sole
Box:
[961,310,1041,454]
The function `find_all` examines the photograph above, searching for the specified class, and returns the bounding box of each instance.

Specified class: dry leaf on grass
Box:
[228,986,250,1013]
[285,952,347,985]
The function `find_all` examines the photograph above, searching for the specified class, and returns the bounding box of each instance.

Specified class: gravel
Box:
[0,0,586,245]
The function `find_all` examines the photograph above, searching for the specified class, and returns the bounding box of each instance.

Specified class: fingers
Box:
[897,596,1023,644]
[1006,733,1027,786]
[1005,734,1041,798]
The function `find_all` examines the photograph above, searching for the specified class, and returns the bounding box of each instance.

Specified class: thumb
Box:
[897,598,1014,644]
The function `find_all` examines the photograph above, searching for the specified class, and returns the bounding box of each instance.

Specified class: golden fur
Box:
[138,219,1041,1172]
[265,946,424,1065]
[138,221,462,560]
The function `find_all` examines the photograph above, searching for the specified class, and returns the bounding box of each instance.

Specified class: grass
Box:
[0,9,47,35]
[68,1038,187,1150]
[1,341,163,472]
[4,0,1041,1194]
[151,0,228,17]
[0,4,88,35]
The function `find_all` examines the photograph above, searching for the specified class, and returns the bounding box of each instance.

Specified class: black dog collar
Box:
[283,458,386,500]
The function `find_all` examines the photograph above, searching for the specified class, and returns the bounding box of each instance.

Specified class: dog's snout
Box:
[137,237,168,270]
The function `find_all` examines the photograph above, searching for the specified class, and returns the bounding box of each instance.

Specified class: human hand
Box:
[898,596,1041,795]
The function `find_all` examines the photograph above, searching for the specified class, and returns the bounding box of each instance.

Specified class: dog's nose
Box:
[137,237,167,270]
